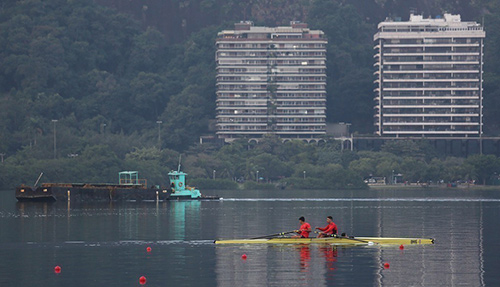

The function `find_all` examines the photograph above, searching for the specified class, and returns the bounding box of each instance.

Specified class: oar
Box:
[314,231,379,245]
[341,234,379,245]
[250,231,296,239]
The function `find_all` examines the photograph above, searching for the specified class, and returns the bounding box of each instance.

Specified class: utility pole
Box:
[156,120,162,149]
[52,120,58,159]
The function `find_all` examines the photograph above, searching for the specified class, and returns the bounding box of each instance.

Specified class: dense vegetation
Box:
[1,136,499,190]
[1,0,499,189]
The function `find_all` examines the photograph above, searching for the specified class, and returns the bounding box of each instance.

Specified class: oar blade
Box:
[249,230,296,239]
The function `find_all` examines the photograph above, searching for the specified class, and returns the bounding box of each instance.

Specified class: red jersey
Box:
[318,222,337,235]
[298,222,312,238]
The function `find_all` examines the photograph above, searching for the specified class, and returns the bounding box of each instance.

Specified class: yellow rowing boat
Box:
[214,237,435,245]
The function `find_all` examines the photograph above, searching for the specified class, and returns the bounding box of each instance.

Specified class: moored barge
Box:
[16,170,218,202]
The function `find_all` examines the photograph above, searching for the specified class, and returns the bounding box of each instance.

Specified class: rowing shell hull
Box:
[214,237,435,245]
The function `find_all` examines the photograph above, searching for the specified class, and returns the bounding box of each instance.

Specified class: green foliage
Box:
[349,158,378,178]
[307,1,375,133]
[243,181,276,190]
[283,177,328,189]
[0,0,219,155]
[399,157,428,182]
[381,140,438,160]
[1,136,499,189]
[189,178,238,190]
[464,154,500,184]
[2,0,500,158]
[247,153,292,180]
[482,2,500,135]
[1,0,500,191]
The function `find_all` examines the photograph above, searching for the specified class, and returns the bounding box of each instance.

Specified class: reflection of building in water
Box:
[373,201,484,286]
[215,244,337,286]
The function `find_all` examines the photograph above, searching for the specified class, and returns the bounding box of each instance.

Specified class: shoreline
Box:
[369,184,500,191]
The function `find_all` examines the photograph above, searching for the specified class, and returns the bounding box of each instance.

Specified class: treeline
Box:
[97,0,486,44]
[1,137,499,190]
[0,0,218,155]
[2,0,500,159]
[1,0,500,189]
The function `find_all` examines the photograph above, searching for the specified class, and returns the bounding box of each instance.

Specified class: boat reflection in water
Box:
[213,196,492,286]
[169,200,201,240]
[298,245,338,273]
[298,245,310,271]
[215,243,342,286]
[14,197,202,243]
[319,245,338,271]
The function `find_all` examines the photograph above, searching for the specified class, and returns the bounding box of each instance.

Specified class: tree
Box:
[129,72,170,120]
[216,142,247,179]
[399,157,428,183]
[349,158,377,178]
[129,27,166,72]
[161,85,212,150]
[464,154,500,185]
[380,140,436,160]
[308,0,375,133]
[246,153,292,181]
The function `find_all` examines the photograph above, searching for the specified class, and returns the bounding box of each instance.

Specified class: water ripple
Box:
[0,239,216,249]
[221,198,500,202]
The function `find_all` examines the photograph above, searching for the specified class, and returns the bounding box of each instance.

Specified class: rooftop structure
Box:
[374,14,485,137]
[215,21,327,142]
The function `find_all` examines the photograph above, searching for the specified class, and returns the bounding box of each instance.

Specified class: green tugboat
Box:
[168,170,202,199]
[167,156,217,200]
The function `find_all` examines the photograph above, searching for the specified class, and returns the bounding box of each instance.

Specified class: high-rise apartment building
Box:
[374,14,485,137]
[215,21,327,142]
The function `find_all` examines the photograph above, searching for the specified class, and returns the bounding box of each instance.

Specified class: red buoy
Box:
[139,276,147,285]
[146,247,152,252]
[54,266,61,274]
[241,254,247,260]
[384,262,390,269]
[399,244,404,250]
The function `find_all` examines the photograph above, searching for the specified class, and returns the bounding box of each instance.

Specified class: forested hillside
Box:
[0,0,499,188]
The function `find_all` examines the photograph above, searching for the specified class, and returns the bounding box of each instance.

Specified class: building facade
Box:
[374,14,485,137]
[215,21,327,142]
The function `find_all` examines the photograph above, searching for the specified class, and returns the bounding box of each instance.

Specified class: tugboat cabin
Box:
[168,171,187,191]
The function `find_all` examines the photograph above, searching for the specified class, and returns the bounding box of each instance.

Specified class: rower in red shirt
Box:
[316,216,338,238]
[292,216,312,238]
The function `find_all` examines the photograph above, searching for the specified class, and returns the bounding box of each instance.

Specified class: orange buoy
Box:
[139,276,147,285]
[146,247,152,252]
[241,254,247,259]
[384,262,390,269]
[399,244,404,250]
[54,266,61,274]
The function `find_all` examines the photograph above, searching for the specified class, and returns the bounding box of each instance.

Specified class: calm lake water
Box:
[1,188,500,286]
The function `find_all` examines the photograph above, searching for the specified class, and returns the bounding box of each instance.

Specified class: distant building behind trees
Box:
[374,13,485,138]
[215,21,327,143]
